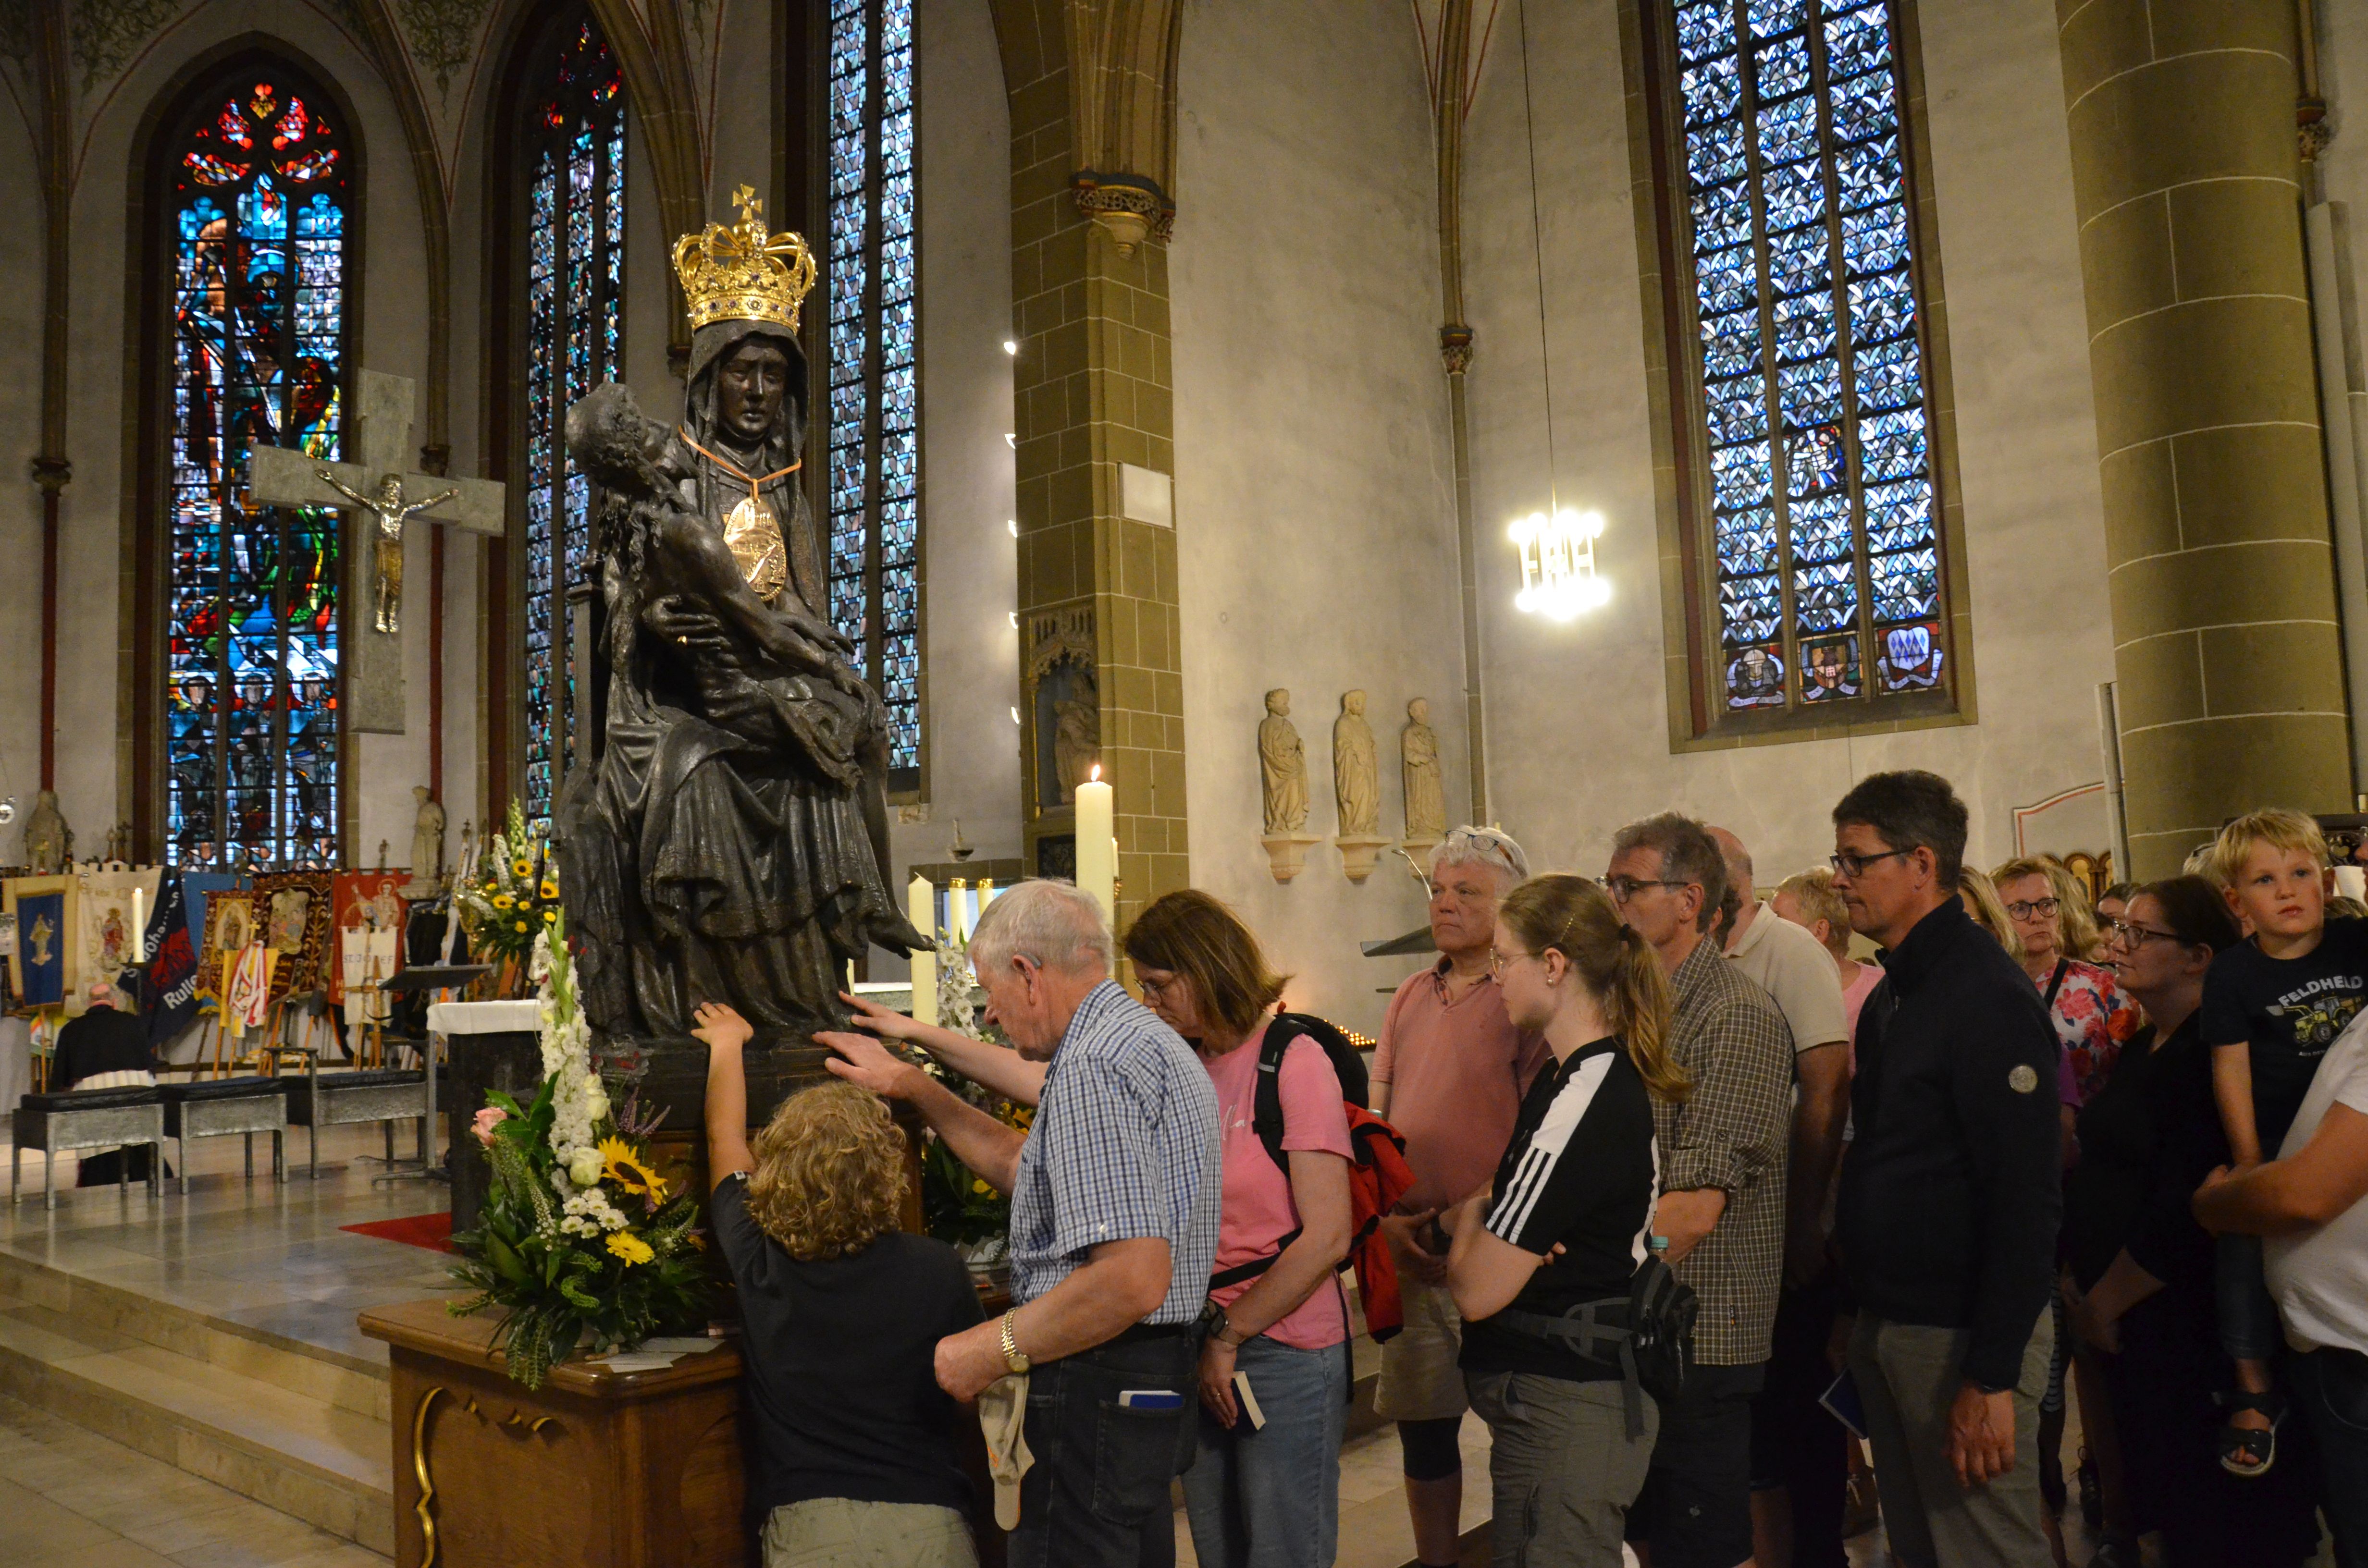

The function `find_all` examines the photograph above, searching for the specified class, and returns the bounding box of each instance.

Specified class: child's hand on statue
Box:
[691,1001,753,1053]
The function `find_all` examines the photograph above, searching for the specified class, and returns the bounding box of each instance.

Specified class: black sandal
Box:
[2217,1389,2282,1477]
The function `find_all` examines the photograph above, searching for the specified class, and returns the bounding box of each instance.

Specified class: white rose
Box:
[567,1146,604,1188]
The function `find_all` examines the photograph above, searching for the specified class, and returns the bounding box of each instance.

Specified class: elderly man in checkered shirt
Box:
[1606,812,1795,1568]
[822,878,1221,1568]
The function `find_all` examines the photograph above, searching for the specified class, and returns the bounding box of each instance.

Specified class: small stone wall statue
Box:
[1401,697,1444,851]
[1332,690,1391,882]
[23,790,70,875]
[1258,689,1319,882]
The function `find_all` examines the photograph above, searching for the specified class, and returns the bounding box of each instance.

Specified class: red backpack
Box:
[1205,1013,1416,1340]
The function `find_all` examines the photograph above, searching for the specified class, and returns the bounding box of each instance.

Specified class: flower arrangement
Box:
[456,798,562,966]
[447,910,710,1388]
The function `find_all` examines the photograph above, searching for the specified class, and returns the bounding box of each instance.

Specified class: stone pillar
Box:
[2058,0,2352,877]
[1000,8,1188,930]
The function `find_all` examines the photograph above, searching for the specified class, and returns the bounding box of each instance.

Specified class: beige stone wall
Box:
[1169,0,1461,1033]
[1454,0,2120,897]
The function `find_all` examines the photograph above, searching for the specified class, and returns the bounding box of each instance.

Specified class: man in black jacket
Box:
[1829,771,2059,1568]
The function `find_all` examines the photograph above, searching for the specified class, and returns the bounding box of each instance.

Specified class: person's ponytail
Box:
[1497,875,1692,1104]
[1609,924,1690,1103]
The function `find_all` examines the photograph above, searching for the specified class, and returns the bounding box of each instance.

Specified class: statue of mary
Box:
[555,196,925,1044]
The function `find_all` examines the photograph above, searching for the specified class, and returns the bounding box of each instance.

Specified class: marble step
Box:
[0,1286,395,1556]
[0,1245,393,1424]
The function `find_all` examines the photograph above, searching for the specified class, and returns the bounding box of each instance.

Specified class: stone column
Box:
[2058,0,2352,877]
[1000,5,1188,929]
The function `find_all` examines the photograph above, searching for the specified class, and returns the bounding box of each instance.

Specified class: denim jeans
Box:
[2215,1233,2283,1363]
[2289,1347,2368,1568]
[1007,1329,1197,1568]
[1180,1335,1348,1568]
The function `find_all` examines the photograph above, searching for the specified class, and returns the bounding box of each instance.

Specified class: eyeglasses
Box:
[1487,947,1533,976]
[1605,875,1686,903]
[1828,848,1913,878]
[2004,897,2061,921]
[2102,918,2180,950]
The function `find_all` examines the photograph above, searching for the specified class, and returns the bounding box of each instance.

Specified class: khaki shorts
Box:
[1375,1275,1468,1422]
[762,1498,979,1568]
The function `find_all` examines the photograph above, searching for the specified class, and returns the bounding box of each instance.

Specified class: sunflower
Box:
[599,1135,668,1200]
[540,880,559,900]
[605,1231,654,1266]
[492,893,514,909]
[512,858,534,879]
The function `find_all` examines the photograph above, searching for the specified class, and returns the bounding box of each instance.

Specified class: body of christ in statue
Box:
[315,470,458,633]
[555,190,927,1043]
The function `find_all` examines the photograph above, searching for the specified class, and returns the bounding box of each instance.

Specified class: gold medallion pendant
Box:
[681,429,801,602]
[724,495,788,600]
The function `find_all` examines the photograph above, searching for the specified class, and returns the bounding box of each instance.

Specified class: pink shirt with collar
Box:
[1373,958,1551,1212]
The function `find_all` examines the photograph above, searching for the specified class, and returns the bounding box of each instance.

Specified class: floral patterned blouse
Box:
[2038,957,2140,1106]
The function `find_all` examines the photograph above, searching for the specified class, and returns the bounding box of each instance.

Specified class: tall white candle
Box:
[908,874,937,1026]
[1075,768,1116,927]
[132,887,146,965]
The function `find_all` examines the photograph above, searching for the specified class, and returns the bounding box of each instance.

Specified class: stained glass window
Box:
[1666,0,1949,719]
[826,0,923,793]
[164,69,350,869]
[518,18,626,827]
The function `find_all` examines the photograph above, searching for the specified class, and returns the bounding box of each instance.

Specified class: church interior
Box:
[2,0,2368,1564]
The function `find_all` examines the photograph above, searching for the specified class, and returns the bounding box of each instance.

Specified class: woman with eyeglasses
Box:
[1994,858,2138,1109]
[1436,874,1690,1568]
[2061,880,2322,1568]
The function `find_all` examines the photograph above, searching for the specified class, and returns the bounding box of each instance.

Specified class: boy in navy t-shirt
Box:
[2198,809,2368,1477]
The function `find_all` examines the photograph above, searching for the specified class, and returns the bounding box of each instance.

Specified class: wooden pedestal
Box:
[360,1298,747,1568]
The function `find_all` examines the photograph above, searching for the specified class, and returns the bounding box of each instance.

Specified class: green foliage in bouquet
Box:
[447,912,710,1388]
[456,798,562,964]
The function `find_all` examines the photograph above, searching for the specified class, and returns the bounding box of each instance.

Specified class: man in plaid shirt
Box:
[1608,813,1795,1568]
[823,879,1221,1568]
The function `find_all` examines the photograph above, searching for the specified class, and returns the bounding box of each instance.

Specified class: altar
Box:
[360,1298,749,1568]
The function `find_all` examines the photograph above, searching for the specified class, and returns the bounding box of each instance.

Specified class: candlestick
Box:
[1075,769,1116,927]
[908,874,937,1026]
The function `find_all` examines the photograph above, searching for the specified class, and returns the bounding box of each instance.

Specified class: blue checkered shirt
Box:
[1006,980,1222,1324]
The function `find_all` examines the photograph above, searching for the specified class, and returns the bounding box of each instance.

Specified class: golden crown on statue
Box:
[671,184,817,333]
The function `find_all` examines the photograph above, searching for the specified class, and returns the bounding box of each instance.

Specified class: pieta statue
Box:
[555,189,927,1043]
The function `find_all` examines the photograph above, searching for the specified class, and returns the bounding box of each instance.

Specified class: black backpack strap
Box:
[1206,1016,1338,1296]
[1252,1014,1305,1175]
[2042,957,2071,1012]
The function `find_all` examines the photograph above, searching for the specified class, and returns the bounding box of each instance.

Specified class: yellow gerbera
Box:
[514,920,529,933]
[512,858,534,879]
[599,1135,669,1200]
[605,1232,654,1266]
[543,909,557,923]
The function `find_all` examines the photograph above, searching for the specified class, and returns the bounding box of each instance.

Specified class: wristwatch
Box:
[999,1309,1031,1375]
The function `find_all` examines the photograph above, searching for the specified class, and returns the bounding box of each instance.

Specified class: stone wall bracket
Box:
[1334,834,1395,884]
[1261,833,1321,883]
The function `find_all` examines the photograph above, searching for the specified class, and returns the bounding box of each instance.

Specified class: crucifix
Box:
[248,370,504,733]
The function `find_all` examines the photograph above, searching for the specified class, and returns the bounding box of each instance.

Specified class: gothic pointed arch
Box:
[482,2,630,828]
[130,44,368,868]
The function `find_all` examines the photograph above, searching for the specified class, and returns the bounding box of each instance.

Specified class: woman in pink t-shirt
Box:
[1124,891,1354,1568]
